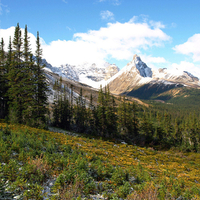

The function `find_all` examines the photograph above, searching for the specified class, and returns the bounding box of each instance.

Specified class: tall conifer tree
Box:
[0,38,7,118]
[8,23,24,123]
[34,31,48,127]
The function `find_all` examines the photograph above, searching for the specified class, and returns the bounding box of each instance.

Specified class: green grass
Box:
[0,123,200,199]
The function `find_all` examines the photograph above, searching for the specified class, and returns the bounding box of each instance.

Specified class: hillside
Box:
[0,123,200,199]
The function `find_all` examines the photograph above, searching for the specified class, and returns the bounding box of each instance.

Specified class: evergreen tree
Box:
[140,111,154,144]
[117,96,128,135]
[8,24,24,123]
[12,23,22,61]
[74,88,86,132]
[105,86,117,137]
[87,93,97,135]
[132,101,139,137]
[0,38,8,119]
[33,31,48,127]
[23,25,31,62]
[97,85,106,136]
[21,25,37,126]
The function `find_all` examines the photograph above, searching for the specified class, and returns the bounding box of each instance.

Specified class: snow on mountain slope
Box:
[43,53,199,97]
[107,54,200,95]
[43,59,119,88]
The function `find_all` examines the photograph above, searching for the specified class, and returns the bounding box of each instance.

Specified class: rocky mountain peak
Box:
[183,71,199,82]
[105,64,120,80]
[132,54,152,78]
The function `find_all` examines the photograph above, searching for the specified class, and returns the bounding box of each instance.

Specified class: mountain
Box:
[43,59,119,88]
[107,54,200,100]
[43,54,200,103]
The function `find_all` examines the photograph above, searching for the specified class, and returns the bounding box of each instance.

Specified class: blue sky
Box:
[1,0,200,77]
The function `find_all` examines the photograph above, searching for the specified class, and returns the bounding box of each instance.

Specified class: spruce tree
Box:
[117,96,128,135]
[97,85,106,136]
[74,88,86,132]
[0,38,7,119]
[34,31,48,127]
[87,93,97,134]
[13,23,22,61]
[21,25,37,126]
[105,86,117,137]
[23,25,31,62]
[8,23,24,123]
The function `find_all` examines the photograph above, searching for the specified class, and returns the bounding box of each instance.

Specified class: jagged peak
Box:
[133,54,139,61]
[131,54,152,78]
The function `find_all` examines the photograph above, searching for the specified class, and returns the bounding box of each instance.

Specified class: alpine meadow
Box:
[1,22,200,200]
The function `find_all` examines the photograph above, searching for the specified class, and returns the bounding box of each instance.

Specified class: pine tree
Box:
[8,23,24,123]
[33,31,48,127]
[19,25,35,125]
[61,87,71,130]
[117,96,128,135]
[23,25,31,62]
[13,23,22,61]
[87,93,97,135]
[97,85,106,136]
[0,38,8,119]
[74,88,86,132]
[132,101,139,137]
[105,86,117,137]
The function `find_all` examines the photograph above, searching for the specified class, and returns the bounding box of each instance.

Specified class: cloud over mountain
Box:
[0,17,170,67]
[42,17,171,66]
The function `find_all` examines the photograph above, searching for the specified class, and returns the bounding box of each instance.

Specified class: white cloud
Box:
[100,10,114,21]
[173,34,200,62]
[142,55,167,64]
[0,18,171,67]
[171,61,200,78]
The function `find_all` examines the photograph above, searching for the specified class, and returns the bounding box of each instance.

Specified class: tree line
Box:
[0,23,48,128]
[52,79,200,152]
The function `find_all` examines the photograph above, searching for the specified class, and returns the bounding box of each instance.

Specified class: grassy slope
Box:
[0,123,200,199]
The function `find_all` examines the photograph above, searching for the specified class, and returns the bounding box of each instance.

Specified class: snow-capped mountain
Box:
[107,54,200,95]
[43,59,119,88]
[43,54,200,102]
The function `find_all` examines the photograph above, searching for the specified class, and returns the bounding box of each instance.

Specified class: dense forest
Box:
[52,81,200,152]
[0,23,48,128]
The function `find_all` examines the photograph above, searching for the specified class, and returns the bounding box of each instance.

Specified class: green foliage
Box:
[0,23,48,128]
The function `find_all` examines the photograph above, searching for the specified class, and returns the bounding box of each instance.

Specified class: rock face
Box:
[108,54,200,95]
[105,64,120,80]
[107,54,153,94]
[133,54,152,77]
[43,60,119,87]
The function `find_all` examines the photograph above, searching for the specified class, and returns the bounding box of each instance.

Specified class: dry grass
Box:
[127,187,159,200]
[59,180,84,200]
[28,154,51,175]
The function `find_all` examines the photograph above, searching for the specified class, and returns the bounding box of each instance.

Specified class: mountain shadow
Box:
[124,82,184,100]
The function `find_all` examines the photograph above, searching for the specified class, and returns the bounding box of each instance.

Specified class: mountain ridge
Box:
[107,55,200,97]
[43,54,200,102]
